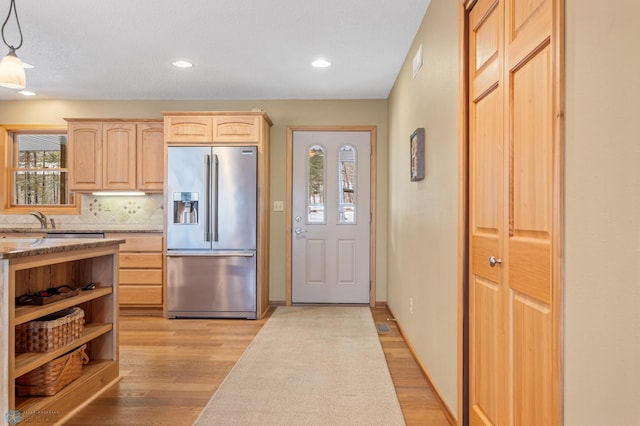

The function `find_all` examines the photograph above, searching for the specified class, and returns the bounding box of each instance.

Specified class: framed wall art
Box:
[410,128,425,181]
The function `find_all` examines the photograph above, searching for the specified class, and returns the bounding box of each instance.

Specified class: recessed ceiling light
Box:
[18,90,36,96]
[312,59,331,68]
[172,60,193,69]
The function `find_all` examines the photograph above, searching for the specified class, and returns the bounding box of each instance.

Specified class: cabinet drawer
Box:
[120,269,162,285]
[120,253,162,269]
[120,286,162,305]
[165,116,212,142]
[212,116,260,142]
[107,234,163,252]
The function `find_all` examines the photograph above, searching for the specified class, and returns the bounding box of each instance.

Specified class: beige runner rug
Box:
[194,306,405,425]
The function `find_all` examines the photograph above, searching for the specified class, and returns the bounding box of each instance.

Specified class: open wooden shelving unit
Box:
[1,243,121,426]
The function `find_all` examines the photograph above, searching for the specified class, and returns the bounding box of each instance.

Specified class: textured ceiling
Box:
[0,0,431,101]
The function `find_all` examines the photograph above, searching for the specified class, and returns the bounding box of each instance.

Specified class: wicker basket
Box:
[15,344,90,396]
[15,307,85,353]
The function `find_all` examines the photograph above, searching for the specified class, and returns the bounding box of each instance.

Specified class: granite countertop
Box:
[0,237,126,260]
[0,228,162,234]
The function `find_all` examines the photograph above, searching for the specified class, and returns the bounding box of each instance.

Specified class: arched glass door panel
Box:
[338,144,356,224]
[307,145,326,224]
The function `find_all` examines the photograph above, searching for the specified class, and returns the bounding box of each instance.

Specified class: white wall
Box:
[564,1,640,424]
[387,0,459,413]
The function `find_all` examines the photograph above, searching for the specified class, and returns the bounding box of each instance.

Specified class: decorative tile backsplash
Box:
[0,194,164,231]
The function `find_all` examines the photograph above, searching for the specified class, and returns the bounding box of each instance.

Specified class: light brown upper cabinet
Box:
[164,115,212,143]
[164,112,267,144]
[67,121,103,191]
[212,115,260,143]
[136,123,164,191]
[67,119,164,192]
[103,122,136,190]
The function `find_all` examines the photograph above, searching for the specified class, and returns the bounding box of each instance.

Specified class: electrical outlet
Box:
[409,297,413,314]
[103,200,112,212]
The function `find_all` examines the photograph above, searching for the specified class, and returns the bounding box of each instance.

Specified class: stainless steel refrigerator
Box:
[166,145,257,319]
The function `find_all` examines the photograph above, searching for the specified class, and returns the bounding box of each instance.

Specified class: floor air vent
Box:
[376,323,391,333]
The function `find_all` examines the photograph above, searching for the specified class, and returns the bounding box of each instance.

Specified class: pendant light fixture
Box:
[0,0,25,89]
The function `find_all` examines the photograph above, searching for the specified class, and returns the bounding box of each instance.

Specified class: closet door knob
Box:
[489,256,502,267]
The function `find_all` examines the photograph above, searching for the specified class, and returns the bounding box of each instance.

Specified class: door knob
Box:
[489,256,502,267]
[294,227,307,235]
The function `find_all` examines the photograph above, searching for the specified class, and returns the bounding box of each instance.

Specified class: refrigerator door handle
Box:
[212,153,219,242]
[167,251,255,257]
[204,154,211,242]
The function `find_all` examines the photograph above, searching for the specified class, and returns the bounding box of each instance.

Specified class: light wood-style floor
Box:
[66,306,452,425]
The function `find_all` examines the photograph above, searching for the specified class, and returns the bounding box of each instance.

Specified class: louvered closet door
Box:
[467,0,562,424]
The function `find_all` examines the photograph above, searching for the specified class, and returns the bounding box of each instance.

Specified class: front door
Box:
[466,0,563,424]
[291,130,371,303]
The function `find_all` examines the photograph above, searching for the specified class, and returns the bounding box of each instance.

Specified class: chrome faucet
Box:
[30,211,48,229]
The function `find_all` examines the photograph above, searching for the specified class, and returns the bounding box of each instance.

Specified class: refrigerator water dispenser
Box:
[173,192,199,224]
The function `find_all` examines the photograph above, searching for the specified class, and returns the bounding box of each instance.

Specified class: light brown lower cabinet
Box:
[105,233,163,314]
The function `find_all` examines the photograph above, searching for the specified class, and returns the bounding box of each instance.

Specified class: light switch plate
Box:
[273,201,284,212]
